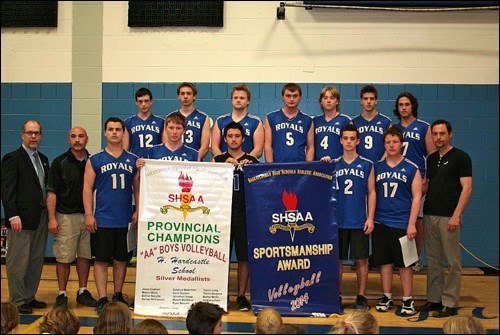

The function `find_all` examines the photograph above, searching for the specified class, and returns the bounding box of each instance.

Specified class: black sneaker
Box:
[129,302,135,310]
[77,289,98,307]
[54,294,68,308]
[236,296,251,311]
[375,295,394,312]
[401,299,417,315]
[96,297,109,315]
[354,295,369,310]
[112,292,129,306]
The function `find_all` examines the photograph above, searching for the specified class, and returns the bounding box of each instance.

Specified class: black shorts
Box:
[339,228,369,260]
[371,223,406,268]
[91,228,131,262]
[230,211,248,262]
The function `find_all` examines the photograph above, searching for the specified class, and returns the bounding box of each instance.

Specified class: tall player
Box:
[264,83,314,162]
[373,127,421,316]
[123,88,164,158]
[313,86,351,161]
[322,124,375,310]
[393,92,435,271]
[352,85,392,163]
[83,117,139,315]
[212,84,264,159]
[166,82,211,161]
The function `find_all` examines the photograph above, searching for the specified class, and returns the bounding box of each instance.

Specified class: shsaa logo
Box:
[269,190,315,242]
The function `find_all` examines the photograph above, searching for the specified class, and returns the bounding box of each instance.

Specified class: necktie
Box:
[33,152,46,201]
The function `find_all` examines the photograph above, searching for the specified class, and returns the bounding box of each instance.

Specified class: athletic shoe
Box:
[412,259,422,272]
[54,294,68,308]
[354,295,369,310]
[96,297,109,315]
[401,299,417,315]
[112,292,129,306]
[236,296,251,311]
[130,256,137,265]
[77,289,98,307]
[129,302,135,310]
[375,295,394,312]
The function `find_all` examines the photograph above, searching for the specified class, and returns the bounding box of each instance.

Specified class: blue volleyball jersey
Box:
[374,158,419,229]
[215,113,262,154]
[266,109,313,162]
[147,144,198,162]
[90,150,138,228]
[352,113,392,163]
[394,119,430,178]
[168,109,208,151]
[335,155,373,229]
[124,114,165,158]
[313,113,352,160]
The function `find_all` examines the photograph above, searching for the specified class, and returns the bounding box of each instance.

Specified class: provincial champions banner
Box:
[244,161,339,316]
[135,160,234,317]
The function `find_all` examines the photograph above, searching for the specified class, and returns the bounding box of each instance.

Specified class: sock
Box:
[78,287,87,295]
[384,293,392,299]
[403,296,412,301]
[59,291,67,296]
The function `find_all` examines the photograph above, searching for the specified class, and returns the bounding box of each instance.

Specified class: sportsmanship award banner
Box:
[135,159,234,317]
[244,161,339,316]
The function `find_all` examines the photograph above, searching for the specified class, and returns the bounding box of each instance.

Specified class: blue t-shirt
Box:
[266,109,313,162]
[167,109,208,151]
[374,158,419,229]
[124,114,165,158]
[313,113,351,160]
[90,150,138,228]
[352,113,392,163]
[215,113,262,154]
[335,155,374,229]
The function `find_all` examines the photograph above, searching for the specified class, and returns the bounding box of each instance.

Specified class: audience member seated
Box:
[255,307,283,334]
[276,324,307,334]
[329,310,379,334]
[1,302,19,334]
[443,315,487,334]
[38,306,80,334]
[186,301,225,334]
[93,301,133,334]
[130,318,169,334]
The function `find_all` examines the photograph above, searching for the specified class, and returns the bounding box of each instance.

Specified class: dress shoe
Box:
[17,304,33,314]
[28,299,47,309]
[433,306,458,318]
[420,301,443,311]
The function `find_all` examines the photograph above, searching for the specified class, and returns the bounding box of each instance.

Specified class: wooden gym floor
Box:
[1,263,498,334]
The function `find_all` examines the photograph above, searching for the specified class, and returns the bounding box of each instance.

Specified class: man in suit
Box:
[1,120,49,314]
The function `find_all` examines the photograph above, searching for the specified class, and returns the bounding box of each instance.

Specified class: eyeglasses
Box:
[23,131,41,136]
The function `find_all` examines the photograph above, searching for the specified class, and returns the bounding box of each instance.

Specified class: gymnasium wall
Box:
[1,2,498,266]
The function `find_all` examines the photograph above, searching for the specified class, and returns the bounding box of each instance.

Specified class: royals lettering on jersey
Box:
[130,124,160,134]
[313,114,351,160]
[124,114,165,158]
[353,113,392,163]
[90,150,138,229]
[394,119,430,178]
[374,158,418,229]
[335,156,373,229]
[267,109,313,162]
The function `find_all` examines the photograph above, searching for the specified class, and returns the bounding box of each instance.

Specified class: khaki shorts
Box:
[53,212,91,263]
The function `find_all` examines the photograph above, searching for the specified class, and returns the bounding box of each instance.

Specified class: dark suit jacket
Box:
[1,146,49,230]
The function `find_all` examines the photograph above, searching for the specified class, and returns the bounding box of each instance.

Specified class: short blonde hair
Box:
[94,302,132,334]
[255,307,283,334]
[38,306,80,334]
[443,315,487,334]
[330,310,379,334]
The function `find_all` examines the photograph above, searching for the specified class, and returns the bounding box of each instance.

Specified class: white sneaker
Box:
[412,259,422,272]
[376,295,393,312]
[401,299,417,315]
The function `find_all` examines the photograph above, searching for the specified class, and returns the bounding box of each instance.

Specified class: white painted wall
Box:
[1,2,73,82]
[2,1,498,84]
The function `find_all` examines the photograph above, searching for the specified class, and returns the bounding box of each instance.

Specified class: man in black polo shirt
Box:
[421,119,473,317]
[46,126,98,308]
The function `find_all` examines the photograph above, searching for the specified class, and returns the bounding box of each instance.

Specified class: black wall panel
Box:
[1,1,58,28]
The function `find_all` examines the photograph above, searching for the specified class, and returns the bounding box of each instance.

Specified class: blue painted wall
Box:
[1,82,498,266]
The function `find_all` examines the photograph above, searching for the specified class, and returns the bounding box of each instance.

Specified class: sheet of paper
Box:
[127,222,137,253]
[399,235,419,268]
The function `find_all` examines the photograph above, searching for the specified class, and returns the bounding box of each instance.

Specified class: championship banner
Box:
[135,159,234,317]
[244,161,339,316]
